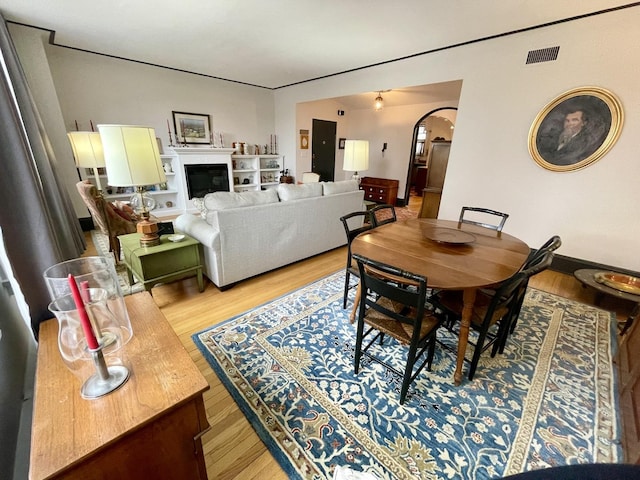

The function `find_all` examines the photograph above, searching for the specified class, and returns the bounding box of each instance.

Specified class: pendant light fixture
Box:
[374,92,384,111]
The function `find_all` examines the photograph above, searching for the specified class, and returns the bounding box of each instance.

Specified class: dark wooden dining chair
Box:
[524,235,561,270]
[352,253,442,404]
[430,249,554,380]
[339,211,373,309]
[370,204,397,227]
[458,206,509,232]
[506,237,560,335]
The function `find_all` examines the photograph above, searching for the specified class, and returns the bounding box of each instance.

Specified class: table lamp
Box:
[67,132,105,191]
[343,140,369,184]
[98,125,166,247]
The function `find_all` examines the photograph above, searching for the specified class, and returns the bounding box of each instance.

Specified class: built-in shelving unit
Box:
[231,154,282,192]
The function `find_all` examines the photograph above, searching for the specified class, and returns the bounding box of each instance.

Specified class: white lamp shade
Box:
[98,125,166,187]
[343,140,369,172]
[67,132,105,168]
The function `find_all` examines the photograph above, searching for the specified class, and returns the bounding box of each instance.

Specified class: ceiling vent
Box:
[526,46,560,64]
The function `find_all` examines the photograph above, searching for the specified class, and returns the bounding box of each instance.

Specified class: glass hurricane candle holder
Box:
[48,288,130,399]
[43,256,133,346]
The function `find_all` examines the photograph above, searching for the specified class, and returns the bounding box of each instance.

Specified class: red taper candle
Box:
[68,274,99,350]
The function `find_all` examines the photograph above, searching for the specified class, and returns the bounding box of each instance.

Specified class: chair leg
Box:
[426,335,437,370]
[343,268,351,309]
[353,305,367,375]
[350,283,361,324]
[468,330,489,380]
[109,236,121,263]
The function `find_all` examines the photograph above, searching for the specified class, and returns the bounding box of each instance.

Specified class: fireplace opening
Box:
[185,164,230,199]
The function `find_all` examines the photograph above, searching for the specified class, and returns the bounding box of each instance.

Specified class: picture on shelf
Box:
[172,111,212,145]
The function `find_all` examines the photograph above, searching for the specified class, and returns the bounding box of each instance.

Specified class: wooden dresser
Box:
[359,177,399,205]
[30,292,210,480]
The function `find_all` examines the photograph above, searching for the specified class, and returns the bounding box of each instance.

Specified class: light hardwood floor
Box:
[83,219,634,479]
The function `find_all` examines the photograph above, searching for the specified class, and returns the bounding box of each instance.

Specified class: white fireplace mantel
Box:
[168,147,236,214]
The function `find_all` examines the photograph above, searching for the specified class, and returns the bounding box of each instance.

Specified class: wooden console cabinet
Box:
[359,177,399,205]
[30,292,210,480]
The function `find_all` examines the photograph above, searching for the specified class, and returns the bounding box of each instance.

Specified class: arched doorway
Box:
[403,107,457,207]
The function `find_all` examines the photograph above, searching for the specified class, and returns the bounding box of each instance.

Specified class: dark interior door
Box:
[311,119,336,181]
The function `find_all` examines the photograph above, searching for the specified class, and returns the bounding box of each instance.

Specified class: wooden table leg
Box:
[455,288,476,385]
[349,282,361,324]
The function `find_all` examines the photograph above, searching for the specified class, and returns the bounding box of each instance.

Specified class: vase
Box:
[43,256,133,346]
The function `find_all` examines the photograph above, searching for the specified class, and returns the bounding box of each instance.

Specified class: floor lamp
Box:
[343,140,369,184]
[67,131,118,258]
[98,125,166,247]
[68,131,106,192]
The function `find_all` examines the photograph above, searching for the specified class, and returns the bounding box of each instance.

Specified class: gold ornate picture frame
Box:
[528,86,623,172]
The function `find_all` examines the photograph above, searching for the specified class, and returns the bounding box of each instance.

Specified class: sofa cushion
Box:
[276,182,323,201]
[322,180,359,196]
[202,189,279,212]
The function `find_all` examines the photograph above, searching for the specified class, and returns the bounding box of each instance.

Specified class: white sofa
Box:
[175,180,365,288]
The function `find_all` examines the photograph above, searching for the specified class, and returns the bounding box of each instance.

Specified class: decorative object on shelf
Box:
[242,178,250,184]
[172,111,211,145]
[166,119,175,147]
[234,177,240,185]
[528,86,623,172]
[270,134,277,154]
[343,139,369,184]
[163,162,173,173]
[98,124,166,247]
[338,137,346,149]
[165,200,173,207]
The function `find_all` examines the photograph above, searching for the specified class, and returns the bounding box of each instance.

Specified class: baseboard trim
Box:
[550,253,639,277]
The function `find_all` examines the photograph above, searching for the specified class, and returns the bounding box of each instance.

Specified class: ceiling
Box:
[1,1,632,99]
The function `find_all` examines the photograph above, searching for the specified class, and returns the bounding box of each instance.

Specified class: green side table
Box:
[119,233,204,293]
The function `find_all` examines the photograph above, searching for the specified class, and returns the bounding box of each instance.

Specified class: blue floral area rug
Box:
[192,272,621,480]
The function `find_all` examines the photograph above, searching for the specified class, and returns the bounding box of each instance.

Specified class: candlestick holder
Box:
[82,343,130,399]
[48,288,131,399]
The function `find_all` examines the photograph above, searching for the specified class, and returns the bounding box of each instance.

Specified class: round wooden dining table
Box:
[350,217,530,385]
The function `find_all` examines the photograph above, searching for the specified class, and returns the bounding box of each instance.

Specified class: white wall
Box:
[275,8,640,272]
[45,46,276,151]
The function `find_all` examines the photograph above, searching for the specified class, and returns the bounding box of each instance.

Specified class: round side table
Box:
[574,268,640,335]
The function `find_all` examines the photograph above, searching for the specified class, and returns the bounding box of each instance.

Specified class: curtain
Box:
[0,14,85,336]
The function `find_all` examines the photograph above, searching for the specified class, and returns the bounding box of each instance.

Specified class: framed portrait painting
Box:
[528,86,623,172]
[172,111,211,145]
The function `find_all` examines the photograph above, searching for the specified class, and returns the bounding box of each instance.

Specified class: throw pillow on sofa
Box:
[322,180,359,196]
[201,189,279,212]
[276,182,323,201]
